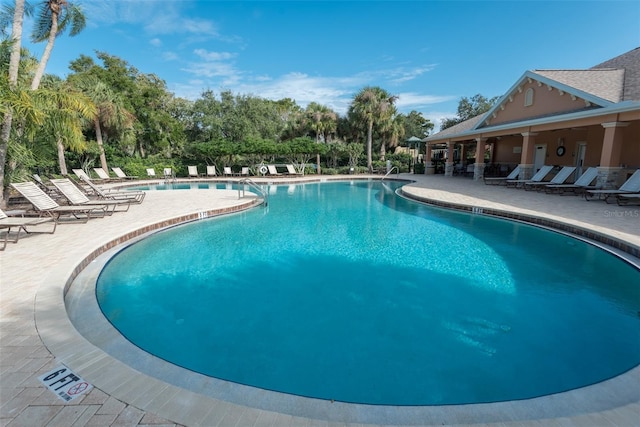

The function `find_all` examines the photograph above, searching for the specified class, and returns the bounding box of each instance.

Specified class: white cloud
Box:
[149,38,162,47]
[193,49,237,61]
[396,92,457,109]
[82,1,223,38]
[162,51,179,61]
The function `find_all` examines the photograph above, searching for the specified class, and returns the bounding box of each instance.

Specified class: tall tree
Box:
[70,76,135,172]
[440,94,498,131]
[305,102,337,143]
[349,86,398,173]
[378,108,405,160]
[30,0,85,90]
[0,0,27,205]
[34,77,96,175]
[403,110,434,139]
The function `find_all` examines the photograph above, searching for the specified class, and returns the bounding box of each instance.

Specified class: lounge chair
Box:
[163,168,175,182]
[267,165,282,176]
[0,208,56,250]
[73,168,105,183]
[94,167,117,181]
[32,174,59,196]
[146,168,158,179]
[76,175,145,203]
[188,166,201,178]
[506,165,554,188]
[223,167,234,177]
[286,164,303,176]
[240,167,250,177]
[585,169,640,203]
[616,193,640,206]
[10,181,108,222]
[112,167,137,180]
[523,166,576,191]
[206,165,217,177]
[49,178,132,214]
[484,166,520,185]
[545,167,598,195]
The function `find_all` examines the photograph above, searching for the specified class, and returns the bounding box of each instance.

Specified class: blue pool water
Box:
[96,181,640,405]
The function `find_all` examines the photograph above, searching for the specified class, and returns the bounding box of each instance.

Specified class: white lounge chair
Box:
[506,165,554,188]
[223,167,234,176]
[286,164,302,176]
[188,166,200,178]
[146,168,157,179]
[0,208,56,250]
[545,167,598,195]
[267,165,281,176]
[73,168,102,183]
[240,167,250,176]
[585,169,640,203]
[163,168,175,181]
[206,165,217,177]
[523,166,576,191]
[112,167,137,180]
[94,167,116,181]
[484,166,521,185]
[77,175,145,203]
[50,178,132,214]
[10,181,108,222]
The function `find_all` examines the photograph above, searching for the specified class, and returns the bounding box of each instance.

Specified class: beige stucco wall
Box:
[488,80,592,126]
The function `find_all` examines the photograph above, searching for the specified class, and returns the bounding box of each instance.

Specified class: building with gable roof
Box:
[423,47,640,188]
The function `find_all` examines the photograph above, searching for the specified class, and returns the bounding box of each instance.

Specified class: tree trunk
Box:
[367,120,373,173]
[95,117,109,172]
[31,12,59,90]
[0,0,26,207]
[57,139,68,176]
[380,140,386,161]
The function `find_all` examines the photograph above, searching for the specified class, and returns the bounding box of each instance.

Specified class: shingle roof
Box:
[532,69,625,103]
[426,47,640,141]
[426,113,487,140]
[591,47,640,101]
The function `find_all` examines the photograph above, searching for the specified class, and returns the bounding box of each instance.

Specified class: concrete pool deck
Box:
[1,174,639,426]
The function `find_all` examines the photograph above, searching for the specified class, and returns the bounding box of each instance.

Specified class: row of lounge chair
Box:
[80,164,305,183]
[149,164,302,179]
[1,175,145,250]
[484,165,640,204]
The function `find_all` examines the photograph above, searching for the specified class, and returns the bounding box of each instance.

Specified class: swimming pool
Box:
[95,180,640,406]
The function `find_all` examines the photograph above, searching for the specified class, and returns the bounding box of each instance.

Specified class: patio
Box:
[1,174,638,426]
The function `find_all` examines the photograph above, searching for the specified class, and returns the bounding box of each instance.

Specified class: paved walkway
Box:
[1,174,638,427]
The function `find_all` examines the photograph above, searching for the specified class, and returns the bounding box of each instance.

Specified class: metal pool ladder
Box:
[382,166,399,181]
[238,178,268,207]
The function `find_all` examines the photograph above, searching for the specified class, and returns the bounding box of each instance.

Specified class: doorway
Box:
[534,144,547,172]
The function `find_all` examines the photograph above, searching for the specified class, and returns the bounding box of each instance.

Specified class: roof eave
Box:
[473,71,616,131]
[424,101,640,143]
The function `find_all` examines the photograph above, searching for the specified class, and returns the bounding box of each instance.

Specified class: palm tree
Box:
[71,76,135,173]
[0,0,28,205]
[350,86,398,173]
[30,0,85,90]
[305,102,337,143]
[33,77,96,175]
[379,108,405,160]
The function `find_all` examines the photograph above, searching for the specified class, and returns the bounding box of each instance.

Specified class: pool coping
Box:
[36,178,640,426]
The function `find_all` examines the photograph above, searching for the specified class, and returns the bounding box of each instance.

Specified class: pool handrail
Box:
[238,178,268,207]
[382,166,399,181]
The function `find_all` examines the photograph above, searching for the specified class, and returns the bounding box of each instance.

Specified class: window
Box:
[524,88,534,107]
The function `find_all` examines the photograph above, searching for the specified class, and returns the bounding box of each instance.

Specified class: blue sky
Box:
[20,0,640,129]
